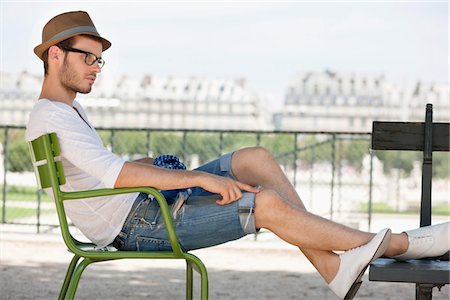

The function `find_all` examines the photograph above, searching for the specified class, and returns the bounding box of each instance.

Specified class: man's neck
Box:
[39,75,76,106]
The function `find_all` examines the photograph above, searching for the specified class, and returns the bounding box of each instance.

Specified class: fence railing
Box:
[1,125,448,234]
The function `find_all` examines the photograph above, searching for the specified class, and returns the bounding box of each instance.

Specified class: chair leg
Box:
[186,261,193,300]
[198,264,208,300]
[186,254,209,300]
[416,283,433,300]
[65,258,94,300]
[59,255,81,300]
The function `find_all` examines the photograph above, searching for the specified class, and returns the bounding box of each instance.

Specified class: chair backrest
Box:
[28,133,82,248]
[371,104,450,227]
[28,132,66,192]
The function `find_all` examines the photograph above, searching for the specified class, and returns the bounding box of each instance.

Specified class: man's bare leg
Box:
[231,147,408,282]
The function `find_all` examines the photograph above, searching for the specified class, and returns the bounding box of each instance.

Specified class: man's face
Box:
[59,36,103,94]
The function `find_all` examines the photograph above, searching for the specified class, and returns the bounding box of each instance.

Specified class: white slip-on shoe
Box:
[394,221,450,261]
[329,228,392,300]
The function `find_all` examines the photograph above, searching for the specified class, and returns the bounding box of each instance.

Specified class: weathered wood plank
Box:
[372,122,450,151]
[369,258,450,284]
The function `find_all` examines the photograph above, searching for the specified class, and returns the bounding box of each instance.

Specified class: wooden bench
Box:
[368,103,450,299]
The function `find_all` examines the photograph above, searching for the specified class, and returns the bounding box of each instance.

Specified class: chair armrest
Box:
[60,186,162,201]
[59,187,184,256]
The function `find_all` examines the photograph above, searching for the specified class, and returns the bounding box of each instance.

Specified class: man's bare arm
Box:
[114,162,259,205]
[115,162,199,190]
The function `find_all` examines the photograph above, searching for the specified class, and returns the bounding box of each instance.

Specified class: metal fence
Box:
[1,125,448,233]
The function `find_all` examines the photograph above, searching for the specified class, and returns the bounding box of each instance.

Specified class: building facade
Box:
[276,70,449,132]
[1,70,448,131]
[0,71,271,130]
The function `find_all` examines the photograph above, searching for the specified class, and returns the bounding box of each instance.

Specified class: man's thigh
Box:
[127,194,254,251]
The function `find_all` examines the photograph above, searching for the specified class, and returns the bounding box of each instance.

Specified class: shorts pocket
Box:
[136,236,172,251]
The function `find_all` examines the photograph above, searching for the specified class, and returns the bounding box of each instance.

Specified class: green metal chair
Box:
[28,133,208,300]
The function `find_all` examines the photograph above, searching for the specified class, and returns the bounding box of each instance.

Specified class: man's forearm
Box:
[114,161,260,205]
[114,161,201,190]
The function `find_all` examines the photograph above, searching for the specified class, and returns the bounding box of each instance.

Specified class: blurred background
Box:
[1,2,449,299]
[0,1,449,241]
[2,2,449,128]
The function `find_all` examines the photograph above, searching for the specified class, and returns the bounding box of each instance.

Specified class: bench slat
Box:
[369,258,450,284]
[372,122,450,151]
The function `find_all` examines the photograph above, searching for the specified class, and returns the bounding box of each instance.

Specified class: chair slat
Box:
[372,122,450,151]
[29,133,66,188]
[31,135,48,161]
[56,161,66,185]
[36,165,52,188]
[49,132,61,156]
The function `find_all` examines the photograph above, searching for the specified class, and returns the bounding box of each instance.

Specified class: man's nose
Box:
[91,63,101,73]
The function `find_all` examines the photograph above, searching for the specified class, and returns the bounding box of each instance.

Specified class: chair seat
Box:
[369,258,450,285]
[69,244,119,252]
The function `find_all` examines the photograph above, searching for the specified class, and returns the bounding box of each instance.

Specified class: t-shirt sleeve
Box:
[47,111,125,188]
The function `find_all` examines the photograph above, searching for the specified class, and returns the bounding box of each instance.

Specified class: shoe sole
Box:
[343,229,392,300]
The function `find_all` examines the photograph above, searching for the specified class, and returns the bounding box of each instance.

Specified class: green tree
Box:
[298,135,333,165]
[112,131,147,156]
[261,134,295,154]
[186,133,220,163]
[339,139,370,171]
[374,150,419,176]
[431,152,449,179]
[6,130,32,172]
[151,132,184,157]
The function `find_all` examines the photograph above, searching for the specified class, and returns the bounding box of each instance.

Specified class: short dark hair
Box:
[42,34,103,75]
[42,38,74,75]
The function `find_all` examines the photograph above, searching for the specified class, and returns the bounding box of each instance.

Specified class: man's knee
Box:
[235,146,275,165]
[248,146,274,160]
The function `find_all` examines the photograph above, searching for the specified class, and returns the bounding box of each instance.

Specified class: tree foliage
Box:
[2,129,449,180]
[4,130,32,172]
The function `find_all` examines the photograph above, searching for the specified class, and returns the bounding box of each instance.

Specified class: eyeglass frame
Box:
[59,46,105,68]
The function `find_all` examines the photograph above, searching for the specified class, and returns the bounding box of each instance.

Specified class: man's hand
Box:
[197,171,260,205]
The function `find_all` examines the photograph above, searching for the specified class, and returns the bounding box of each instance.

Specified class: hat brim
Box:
[34,31,111,60]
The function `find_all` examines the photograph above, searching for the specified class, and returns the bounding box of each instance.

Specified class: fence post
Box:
[2,127,8,224]
[330,134,336,220]
[337,138,342,216]
[368,149,374,231]
[36,189,42,233]
[182,131,188,163]
[309,139,315,211]
[219,132,224,155]
[110,129,115,152]
[146,130,152,157]
[293,133,298,189]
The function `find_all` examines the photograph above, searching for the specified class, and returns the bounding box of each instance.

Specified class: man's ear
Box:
[47,45,63,63]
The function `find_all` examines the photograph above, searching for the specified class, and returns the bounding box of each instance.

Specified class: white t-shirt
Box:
[25,99,138,247]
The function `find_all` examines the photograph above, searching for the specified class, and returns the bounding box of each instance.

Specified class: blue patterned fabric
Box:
[153,154,189,202]
[153,154,187,170]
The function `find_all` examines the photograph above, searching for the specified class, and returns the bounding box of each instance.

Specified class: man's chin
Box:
[77,87,92,94]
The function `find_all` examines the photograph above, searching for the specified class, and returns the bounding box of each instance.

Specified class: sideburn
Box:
[59,55,92,94]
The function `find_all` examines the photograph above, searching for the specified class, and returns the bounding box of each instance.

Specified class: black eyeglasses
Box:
[60,46,105,68]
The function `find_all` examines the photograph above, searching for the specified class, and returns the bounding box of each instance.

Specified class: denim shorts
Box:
[112,152,258,251]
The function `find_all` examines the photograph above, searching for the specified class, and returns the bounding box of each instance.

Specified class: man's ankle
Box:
[386,232,409,257]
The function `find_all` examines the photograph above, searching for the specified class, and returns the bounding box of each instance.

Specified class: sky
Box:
[0,1,448,107]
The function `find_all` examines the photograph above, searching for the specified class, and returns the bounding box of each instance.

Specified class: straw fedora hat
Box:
[34,11,111,60]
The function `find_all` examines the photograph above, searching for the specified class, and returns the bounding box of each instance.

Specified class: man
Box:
[26,11,449,299]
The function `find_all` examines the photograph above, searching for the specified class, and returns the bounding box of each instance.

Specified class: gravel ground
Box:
[1,222,449,300]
